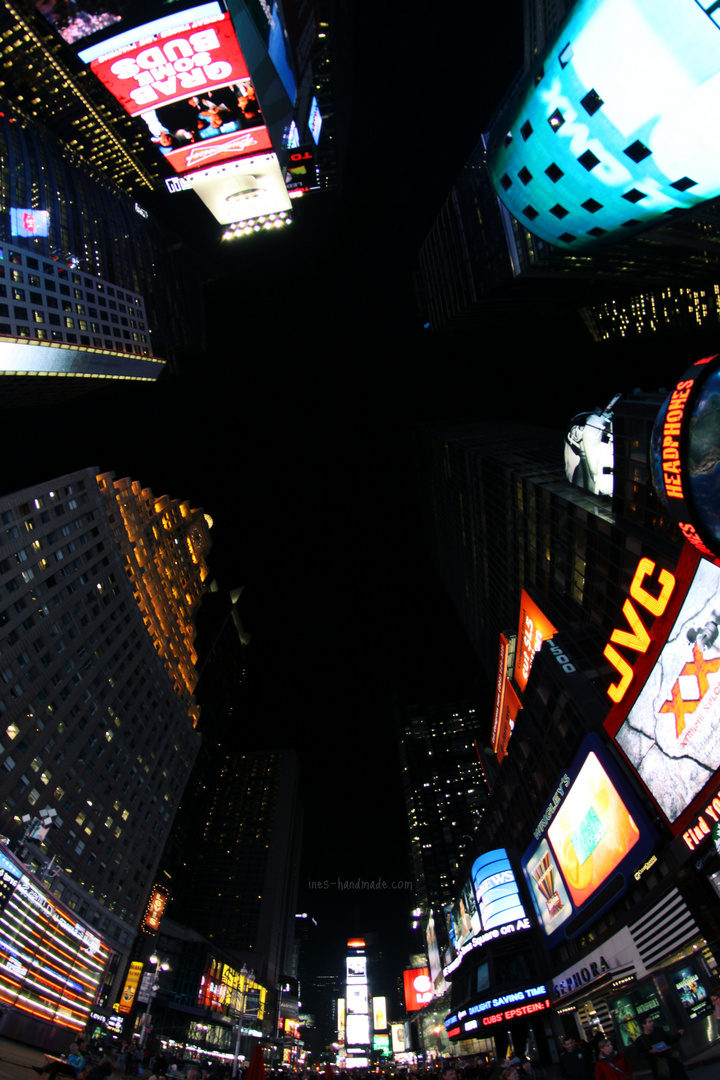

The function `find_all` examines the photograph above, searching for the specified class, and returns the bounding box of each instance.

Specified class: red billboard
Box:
[90,13,249,116]
[86,11,270,176]
[403,968,432,1012]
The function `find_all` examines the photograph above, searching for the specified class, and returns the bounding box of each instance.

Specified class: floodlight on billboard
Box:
[488,0,720,249]
[521,733,655,945]
[605,544,720,833]
[564,395,619,497]
[188,153,292,224]
[650,355,720,566]
[514,590,557,693]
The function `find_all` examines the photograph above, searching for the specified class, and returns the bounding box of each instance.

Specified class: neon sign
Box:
[602,557,676,703]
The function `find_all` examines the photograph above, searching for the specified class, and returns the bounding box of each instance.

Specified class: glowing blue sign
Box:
[488,0,720,248]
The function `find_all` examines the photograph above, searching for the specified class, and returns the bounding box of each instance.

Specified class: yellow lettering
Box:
[610,599,651,653]
[629,559,675,617]
[604,643,634,703]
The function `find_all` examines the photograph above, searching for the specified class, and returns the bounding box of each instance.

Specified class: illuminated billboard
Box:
[346,1013,370,1045]
[564,395,619,496]
[186,153,292,223]
[10,208,49,238]
[118,961,143,1015]
[488,0,720,249]
[650,355,720,566]
[473,849,527,930]
[522,734,655,945]
[445,850,530,975]
[346,955,367,980]
[141,884,168,933]
[403,968,432,1012]
[514,590,557,692]
[308,97,322,144]
[0,849,111,1030]
[80,6,270,176]
[607,549,720,831]
[372,996,387,1030]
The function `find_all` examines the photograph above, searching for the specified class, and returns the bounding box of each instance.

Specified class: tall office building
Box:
[171,749,303,992]
[415,404,720,1061]
[0,467,210,1028]
[395,697,490,919]
[0,105,204,387]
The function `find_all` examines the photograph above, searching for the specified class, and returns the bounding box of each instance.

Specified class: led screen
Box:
[81,9,270,176]
[308,97,322,144]
[612,555,720,827]
[35,1,121,45]
[10,209,50,238]
[522,733,655,945]
[449,876,480,951]
[472,849,527,929]
[346,1013,370,1045]
[346,955,367,980]
[346,984,368,1014]
[0,849,111,1030]
[564,395,619,497]
[403,968,432,1012]
[186,153,291,224]
[488,0,720,249]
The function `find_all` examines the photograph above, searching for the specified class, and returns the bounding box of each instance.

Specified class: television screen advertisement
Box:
[81,8,273,176]
[609,550,720,832]
[522,733,656,946]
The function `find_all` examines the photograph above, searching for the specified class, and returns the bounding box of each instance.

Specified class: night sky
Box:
[1,0,704,1016]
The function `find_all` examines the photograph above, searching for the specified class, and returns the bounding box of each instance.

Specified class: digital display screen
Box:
[346,1013,370,1045]
[564,396,618,497]
[472,848,526,930]
[346,955,367,980]
[613,555,720,827]
[82,9,269,176]
[10,209,50,238]
[488,0,720,248]
[0,850,111,1030]
[403,968,432,1012]
[522,733,655,944]
[308,97,322,144]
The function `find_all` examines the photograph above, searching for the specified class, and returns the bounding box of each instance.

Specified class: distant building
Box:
[171,749,303,992]
[395,696,490,921]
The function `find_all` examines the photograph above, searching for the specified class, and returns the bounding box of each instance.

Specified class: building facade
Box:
[0,467,209,1038]
[415,404,720,1064]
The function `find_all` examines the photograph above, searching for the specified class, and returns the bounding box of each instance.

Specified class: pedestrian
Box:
[595,1040,631,1080]
[632,1017,687,1080]
[559,1037,592,1080]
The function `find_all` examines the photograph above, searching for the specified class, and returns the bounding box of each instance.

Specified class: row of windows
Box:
[2,248,145,305]
[1,286,146,328]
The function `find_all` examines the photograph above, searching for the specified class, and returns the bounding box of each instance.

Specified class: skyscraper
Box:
[395,697,490,919]
[0,467,210,1024]
[171,749,303,992]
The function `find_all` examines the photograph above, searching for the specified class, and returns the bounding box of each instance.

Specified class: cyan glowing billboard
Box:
[488,0,720,248]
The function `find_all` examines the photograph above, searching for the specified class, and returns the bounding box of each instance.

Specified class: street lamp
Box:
[139,954,171,1048]
[232,965,255,1079]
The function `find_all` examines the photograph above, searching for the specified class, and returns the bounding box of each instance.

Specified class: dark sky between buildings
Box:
[2,0,706,1004]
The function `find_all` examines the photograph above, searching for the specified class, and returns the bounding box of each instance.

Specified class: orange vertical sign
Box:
[514,590,558,693]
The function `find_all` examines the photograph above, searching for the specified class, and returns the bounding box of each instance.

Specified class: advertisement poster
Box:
[670,964,712,1021]
[615,557,720,827]
[524,837,572,935]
